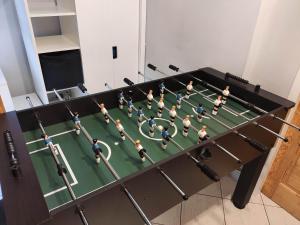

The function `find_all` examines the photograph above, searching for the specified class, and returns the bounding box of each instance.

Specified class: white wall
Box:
[145,0,262,78]
[244,0,300,98]
[0,0,33,97]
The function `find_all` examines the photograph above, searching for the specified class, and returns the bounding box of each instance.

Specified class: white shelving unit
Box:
[28,0,76,17]
[36,35,79,53]
[30,8,76,17]
[14,0,82,107]
[14,0,144,109]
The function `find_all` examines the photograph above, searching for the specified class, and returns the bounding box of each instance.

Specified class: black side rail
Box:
[225,72,249,84]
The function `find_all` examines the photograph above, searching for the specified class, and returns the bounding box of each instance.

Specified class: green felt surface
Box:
[23,84,258,211]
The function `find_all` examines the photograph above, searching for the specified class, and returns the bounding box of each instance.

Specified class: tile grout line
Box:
[219,182,227,225]
[179,202,183,225]
[261,193,282,208]
[260,193,271,225]
[196,192,222,199]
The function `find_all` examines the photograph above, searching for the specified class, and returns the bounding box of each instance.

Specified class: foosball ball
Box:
[0,66,298,225]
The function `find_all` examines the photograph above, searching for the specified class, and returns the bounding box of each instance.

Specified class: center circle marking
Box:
[139,118,178,141]
[98,140,112,161]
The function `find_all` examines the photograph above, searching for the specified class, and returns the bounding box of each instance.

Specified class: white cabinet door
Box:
[76,0,114,93]
[111,0,139,88]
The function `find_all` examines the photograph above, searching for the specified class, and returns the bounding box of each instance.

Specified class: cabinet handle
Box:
[112,46,118,59]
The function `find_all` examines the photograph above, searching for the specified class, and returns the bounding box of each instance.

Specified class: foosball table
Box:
[0,66,297,225]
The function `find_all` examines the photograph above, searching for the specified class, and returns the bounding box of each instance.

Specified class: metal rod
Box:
[53,90,152,225]
[53,89,74,117]
[118,97,188,199]
[166,73,288,142]
[137,73,242,162]
[118,81,220,181]
[191,75,299,132]
[26,97,89,225]
[123,187,152,225]
[83,85,188,199]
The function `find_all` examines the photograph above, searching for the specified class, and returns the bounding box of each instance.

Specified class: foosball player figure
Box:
[169,105,177,126]
[222,86,230,104]
[41,134,58,155]
[198,125,209,144]
[127,97,133,117]
[99,103,110,124]
[72,112,81,135]
[135,140,146,162]
[115,119,126,140]
[161,127,171,150]
[159,82,165,98]
[147,89,154,109]
[196,103,206,122]
[148,116,156,137]
[157,97,165,118]
[182,115,191,137]
[137,106,144,127]
[118,91,125,109]
[92,138,102,164]
[185,81,193,99]
[212,96,222,115]
[176,92,183,109]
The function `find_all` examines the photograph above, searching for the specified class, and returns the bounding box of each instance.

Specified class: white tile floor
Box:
[151,176,300,225]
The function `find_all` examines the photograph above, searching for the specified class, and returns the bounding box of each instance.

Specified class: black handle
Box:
[243,137,269,152]
[225,73,249,84]
[147,64,157,71]
[3,130,20,176]
[123,78,135,86]
[196,161,220,181]
[78,83,87,93]
[169,64,179,72]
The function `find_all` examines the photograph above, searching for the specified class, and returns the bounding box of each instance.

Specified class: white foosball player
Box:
[100,103,110,124]
[116,119,126,140]
[135,140,146,162]
[212,96,222,115]
[185,81,193,99]
[157,98,165,118]
[169,106,177,126]
[147,89,153,109]
[198,125,209,144]
[182,115,191,137]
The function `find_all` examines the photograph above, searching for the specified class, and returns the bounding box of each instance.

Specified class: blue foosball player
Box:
[196,103,206,122]
[72,112,81,135]
[148,116,156,137]
[159,82,165,98]
[41,134,58,155]
[92,138,103,164]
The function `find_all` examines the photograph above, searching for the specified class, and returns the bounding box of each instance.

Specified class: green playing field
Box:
[23,84,258,211]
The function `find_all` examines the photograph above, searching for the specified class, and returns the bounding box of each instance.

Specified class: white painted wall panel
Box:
[76,0,114,93]
[112,0,139,88]
[145,0,262,78]
[244,0,300,98]
[0,0,33,97]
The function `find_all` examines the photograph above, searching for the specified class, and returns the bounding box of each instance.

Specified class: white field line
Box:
[240,110,250,115]
[26,129,75,145]
[233,120,248,128]
[30,144,78,198]
[205,93,216,98]
[199,89,209,93]
[49,180,117,212]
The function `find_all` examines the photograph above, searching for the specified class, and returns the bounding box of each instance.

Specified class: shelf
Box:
[12,93,43,111]
[36,35,80,54]
[30,8,76,17]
